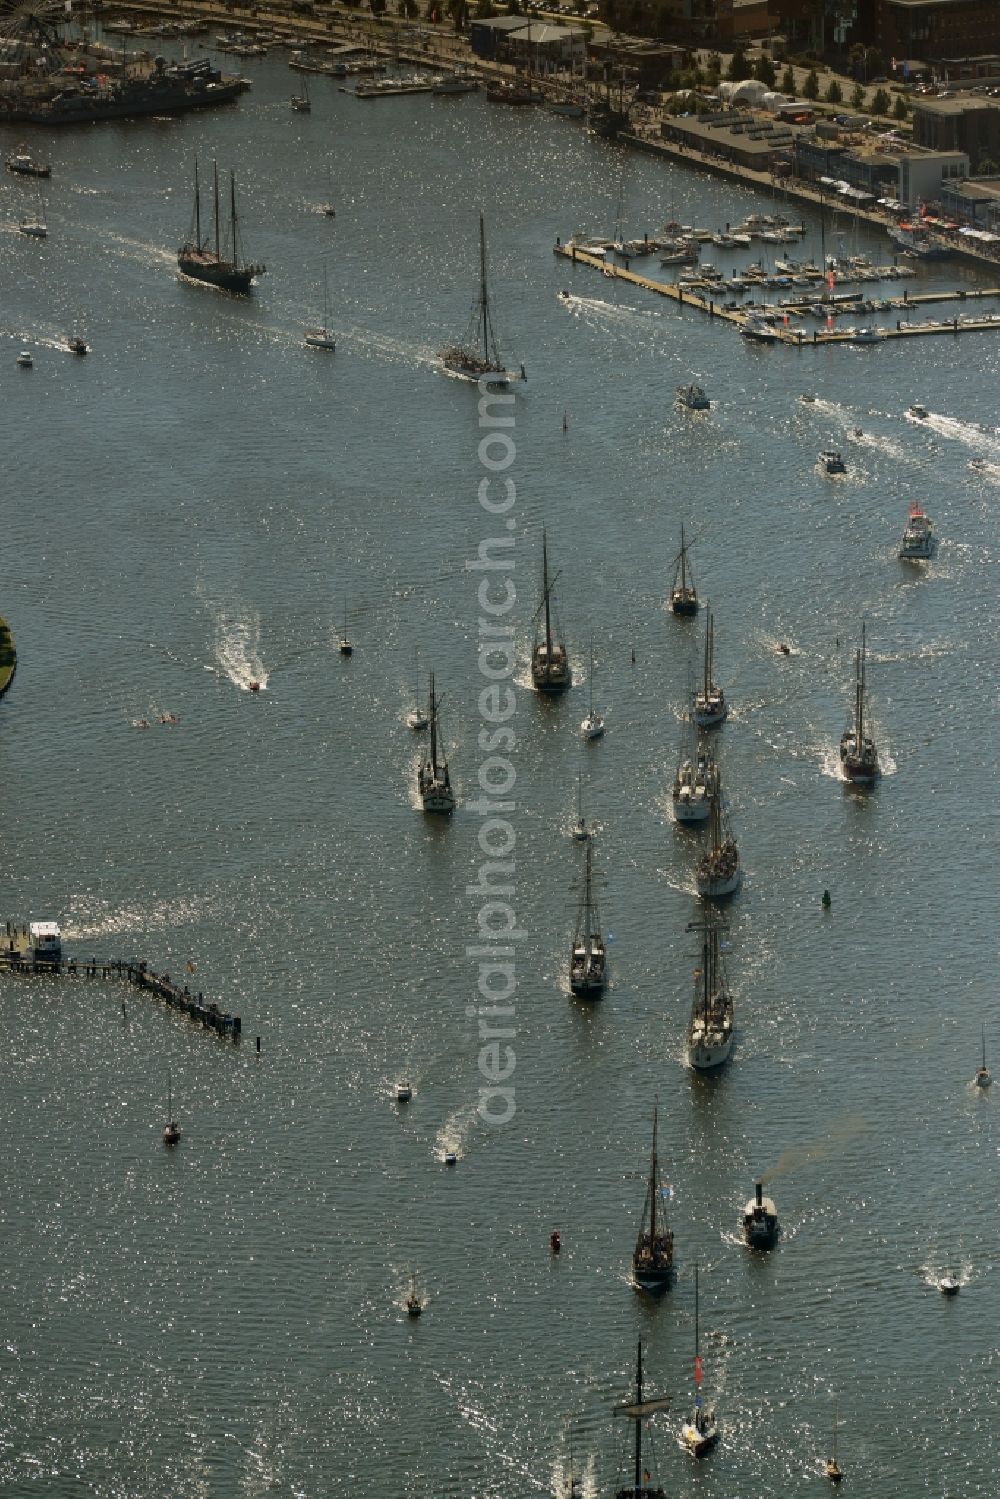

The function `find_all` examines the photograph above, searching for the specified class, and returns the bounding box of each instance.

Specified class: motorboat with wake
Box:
[898,501,934,559]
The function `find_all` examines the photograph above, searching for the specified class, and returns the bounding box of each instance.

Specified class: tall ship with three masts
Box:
[692,611,726,727]
[531,530,572,692]
[631,1105,674,1293]
[686,912,734,1070]
[669,525,698,616]
[177,160,265,295]
[569,839,606,997]
[439,213,525,385]
[695,775,741,899]
[417,673,455,814]
[839,622,880,786]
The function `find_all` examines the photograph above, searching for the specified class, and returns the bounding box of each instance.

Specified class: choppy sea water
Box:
[1,48,999,1498]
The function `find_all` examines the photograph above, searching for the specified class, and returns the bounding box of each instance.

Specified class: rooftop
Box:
[914,95,1000,115]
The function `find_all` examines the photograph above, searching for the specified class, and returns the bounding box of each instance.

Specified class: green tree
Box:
[893,93,909,120]
[864,46,886,79]
[825,78,842,104]
[850,82,865,110]
[976,156,999,175]
[727,48,751,82]
[871,86,891,115]
[802,68,819,101]
[755,56,776,89]
[781,65,795,94]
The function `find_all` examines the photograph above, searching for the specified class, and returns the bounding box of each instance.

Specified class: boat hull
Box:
[670,593,698,616]
[681,1422,720,1457]
[696,867,741,899]
[305,329,337,350]
[178,251,260,295]
[687,1031,734,1070]
[441,356,524,384]
[673,794,710,825]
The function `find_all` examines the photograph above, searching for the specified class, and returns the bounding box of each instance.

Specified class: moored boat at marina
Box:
[6,146,50,177]
[898,502,934,559]
[839,623,880,786]
[177,159,265,295]
[531,530,571,693]
[440,213,524,384]
[686,911,734,1069]
[631,1105,674,1293]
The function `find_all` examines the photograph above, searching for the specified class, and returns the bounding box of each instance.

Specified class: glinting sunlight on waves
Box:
[2,25,999,1499]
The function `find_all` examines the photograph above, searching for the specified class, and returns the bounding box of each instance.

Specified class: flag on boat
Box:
[694,1355,703,1385]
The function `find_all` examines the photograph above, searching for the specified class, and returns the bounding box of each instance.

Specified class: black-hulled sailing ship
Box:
[612,1342,671,1499]
[692,610,726,726]
[632,1105,674,1293]
[839,622,880,785]
[669,524,698,616]
[417,673,455,814]
[177,159,265,295]
[685,911,734,1070]
[569,839,605,997]
[440,212,525,384]
[531,530,572,692]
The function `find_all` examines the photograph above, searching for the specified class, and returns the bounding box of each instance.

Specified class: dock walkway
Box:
[1,923,241,1040]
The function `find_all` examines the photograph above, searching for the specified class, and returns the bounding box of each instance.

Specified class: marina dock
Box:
[1,922,241,1040]
[554,243,1000,346]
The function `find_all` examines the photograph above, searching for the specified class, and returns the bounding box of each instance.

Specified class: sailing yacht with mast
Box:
[686,912,734,1070]
[531,530,572,692]
[439,213,525,384]
[177,159,266,295]
[672,719,717,826]
[696,778,741,899]
[692,612,726,727]
[680,1265,720,1457]
[826,1404,843,1484]
[580,637,604,738]
[417,673,455,814]
[304,266,336,350]
[571,770,589,841]
[338,600,353,656]
[612,1343,672,1499]
[290,71,311,110]
[569,839,606,997]
[974,1024,992,1088]
[632,1105,674,1293]
[163,1073,180,1146]
[839,622,880,785]
[669,525,698,616]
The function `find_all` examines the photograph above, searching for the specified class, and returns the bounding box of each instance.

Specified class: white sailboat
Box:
[163,1072,181,1146]
[680,1266,721,1456]
[692,611,726,727]
[305,266,336,350]
[417,672,455,814]
[569,839,606,997]
[686,911,734,1070]
[974,1024,991,1088]
[440,212,525,384]
[695,774,741,900]
[580,637,604,739]
[826,1404,843,1484]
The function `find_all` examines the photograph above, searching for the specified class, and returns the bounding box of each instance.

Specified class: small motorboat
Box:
[66,336,88,355]
[557,289,572,303]
[898,502,934,560]
[19,218,47,239]
[777,642,792,655]
[163,1120,181,1145]
[676,382,710,411]
[580,709,605,740]
[406,707,429,730]
[549,1230,561,1253]
[339,637,353,657]
[16,350,33,368]
[820,450,846,475]
[405,1275,422,1316]
[974,1024,991,1088]
[444,1151,458,1166]
[852,426,864,438]
[249,681,261,692]
[396,1082,412,1102]
[908,402,929,420]
[938,1275,960,1296]
[320,203,336,218]
[800,393,817,403]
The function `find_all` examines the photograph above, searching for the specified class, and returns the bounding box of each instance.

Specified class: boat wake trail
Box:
[340,327,439,370]
[434,1101,478,1162]
[211,608,268,691]
[921,413,1000,458]
[102,231,178,271]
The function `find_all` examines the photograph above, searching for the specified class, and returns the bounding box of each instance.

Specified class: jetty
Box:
[1,922,241,1040]
[0,616,15,698]
[554,242,1000,346]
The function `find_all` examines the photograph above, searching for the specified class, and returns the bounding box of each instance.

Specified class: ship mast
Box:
[429,673,440,775]
[479,211,489,363]
[633,1341,644,1492]
[194,158,201,249]
[679,524,688,593]
[230,171,239,269]
[648,1104,658,1243]
[542,529,553,657]
[213,159,221,261]
[856,622,866,746]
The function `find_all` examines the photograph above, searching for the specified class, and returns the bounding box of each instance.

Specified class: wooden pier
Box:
[554,242,1000,347]
[1,923,241,1040]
